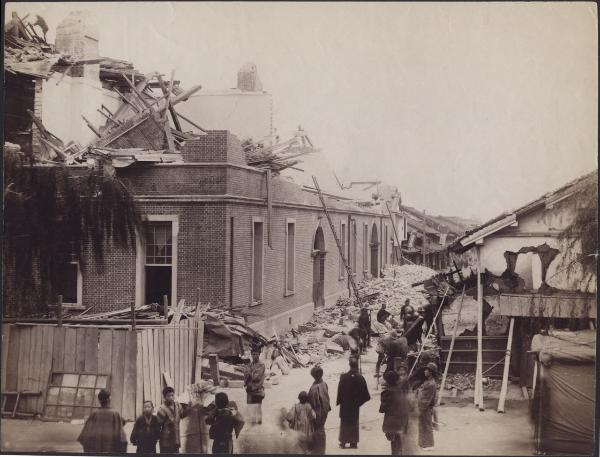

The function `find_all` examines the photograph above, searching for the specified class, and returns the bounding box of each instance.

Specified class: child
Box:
[417,362,438,451]
[285,391,316,454]
[206,392,245,454]
[130,401,161,453]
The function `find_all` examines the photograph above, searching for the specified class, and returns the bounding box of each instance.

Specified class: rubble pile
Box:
[444,373,502,391]
[360,264,437,314]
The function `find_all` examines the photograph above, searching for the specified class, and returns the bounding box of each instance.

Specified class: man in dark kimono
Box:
[336,357,370,449]
[157,386,191,453]
[377,303,391,324]
[379,371,410,455]
[206,393,245,454]
[307,365,331,454]
[417,362,438,450]
[357,308,372,348]
[131,400,161,453]
[78,389,127,453]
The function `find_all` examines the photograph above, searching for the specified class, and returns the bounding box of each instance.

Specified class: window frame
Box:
[136,215,179,308]
[339,220,347,280]
[250,216,264,305]
[284,218,296,296]
[363,223,369,274]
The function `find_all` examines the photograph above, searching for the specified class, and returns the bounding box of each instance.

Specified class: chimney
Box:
[55,11,99,61]
[237,62,263,92]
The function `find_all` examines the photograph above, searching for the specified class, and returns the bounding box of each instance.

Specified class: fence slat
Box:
[169,328,175,389]
[194,319,204,383]
[1,325,11,392]
[164,329,170,381]
[37,326,54,413]
[143,330,153,406]
[122,330,137,421]
[111,330,126,415]
[157,329,165,394]
[75,328,86,372]
[188,320,194,385]
[84,327,99,373]
[28,327,44,412]
[175,327,182,394]
[63,328,77,372]
[152,329,161,407]
[17,327,31,411]
[6,326,20,392]
[52,327,66,372]
[98,329,113,375]
[136,331,143,417]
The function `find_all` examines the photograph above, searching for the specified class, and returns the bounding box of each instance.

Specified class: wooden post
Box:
[163,295,169,319]
[130,300,137,331]
[193,316,205,383]
[476,246,485,411]
[208,354,220,385]
[57,295,63,327]
[497,317,515,413]
[437,285,466,406]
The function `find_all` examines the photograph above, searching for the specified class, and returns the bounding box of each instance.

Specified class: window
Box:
[351,221,357,274]
[252,218,264,303]
[44,372,110,420]
[339,221,347,279]
[363,224,369,272]
[145,221,173,306]
[285,219,295,294]
[56,242,82,306]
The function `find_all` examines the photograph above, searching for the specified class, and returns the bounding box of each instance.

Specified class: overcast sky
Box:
[7,2,598,221]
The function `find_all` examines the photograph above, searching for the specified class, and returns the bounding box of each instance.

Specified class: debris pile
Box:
[359,264,437,314]
[444,373,502,391]
[243,127,318,174]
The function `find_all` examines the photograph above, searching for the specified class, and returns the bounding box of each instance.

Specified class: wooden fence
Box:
[1,319,203,421]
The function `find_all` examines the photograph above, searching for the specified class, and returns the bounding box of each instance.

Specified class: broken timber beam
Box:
[497,317,515,413]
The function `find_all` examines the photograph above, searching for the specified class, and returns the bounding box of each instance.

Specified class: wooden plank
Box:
[1,325,12,392]
[497,317,515,413]
[136,331,143,416]
[75,328,86,372]
[157,329,165,393]
[175,327,182,394]
[98,329,113,375]
[152,329,161,407]
[188,320,194,386]
[84,327,99,373]
[5,326,20,394]
[169,327,175,392]
[146,330,156,407]
[37,326,54,413]
[194,319,205,383]
[142,330,151,405]
[29,327,44,413]
[17,327,31,411]
[122,330,137,421]
[63,328,77,372]
[110,330,126,415]
[52,327,66,372]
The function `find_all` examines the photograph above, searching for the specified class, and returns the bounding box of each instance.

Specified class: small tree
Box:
[3,151,141,316]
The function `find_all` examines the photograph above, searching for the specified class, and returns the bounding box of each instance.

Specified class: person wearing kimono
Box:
[307,366,331,455]
[78,389,127,453]
[336,357,371,449]
[131,401,161,453]
[157,386,191,453]
[286,391,316,454]
[206,393,245,454]
[416,362,438,450]
[379,371,410,455]
[244,348,266,425]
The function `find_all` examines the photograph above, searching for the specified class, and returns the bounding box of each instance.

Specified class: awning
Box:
[486,292,596,318]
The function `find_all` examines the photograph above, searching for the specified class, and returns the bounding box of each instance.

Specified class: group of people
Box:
[76,301,438,455]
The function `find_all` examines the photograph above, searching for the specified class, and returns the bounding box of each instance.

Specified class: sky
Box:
[6,2,598,221]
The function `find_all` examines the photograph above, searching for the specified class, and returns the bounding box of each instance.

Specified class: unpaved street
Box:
[1,342,534,455]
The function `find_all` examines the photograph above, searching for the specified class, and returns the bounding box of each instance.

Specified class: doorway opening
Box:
[370,223,379,278]
[312,226,326,307]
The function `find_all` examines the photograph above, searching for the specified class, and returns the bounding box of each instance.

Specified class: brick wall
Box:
[181,131,245,165]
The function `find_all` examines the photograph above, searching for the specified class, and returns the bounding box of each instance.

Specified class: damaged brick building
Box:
[4,11,397,335]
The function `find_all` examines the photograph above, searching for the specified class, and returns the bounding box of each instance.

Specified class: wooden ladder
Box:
[312,176,362,303]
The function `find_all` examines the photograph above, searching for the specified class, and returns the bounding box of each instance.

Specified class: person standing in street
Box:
[307,365,331,454]
[379,371,410,455]
[244,347,266,425]
[131,400,161,453]
[285,391,316,454]
[377,303,391,324]
[336,357,371,449]
[417,362,438,451]
[77,389,127,453]
[206,392,245,454]
[157,386,191,453]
